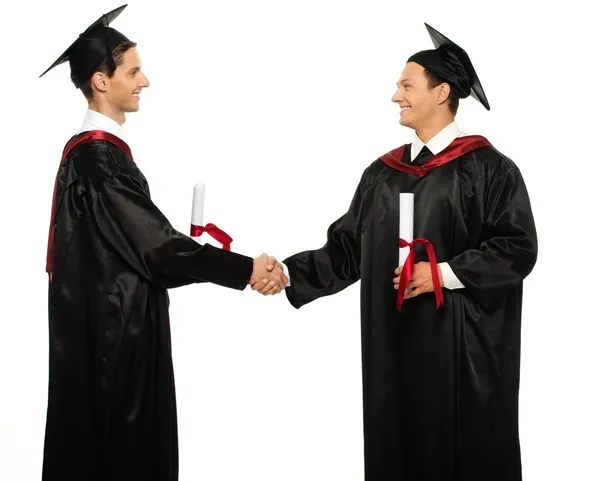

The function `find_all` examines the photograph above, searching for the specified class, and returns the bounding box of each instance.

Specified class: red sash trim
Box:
[380,135,492,178]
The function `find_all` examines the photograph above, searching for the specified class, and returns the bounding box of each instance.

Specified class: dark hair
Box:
[80,40,138,100]
[422,68,459,116]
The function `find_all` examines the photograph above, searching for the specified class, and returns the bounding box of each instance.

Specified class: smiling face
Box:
[103,47,150,113]
[391,61,447,131]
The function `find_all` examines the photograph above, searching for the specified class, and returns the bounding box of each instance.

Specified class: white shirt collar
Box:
[76,109,127,142]
[410,120,465,161]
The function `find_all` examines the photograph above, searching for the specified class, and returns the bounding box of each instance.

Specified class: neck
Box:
[415,113,455,144]
[88,100,126,126]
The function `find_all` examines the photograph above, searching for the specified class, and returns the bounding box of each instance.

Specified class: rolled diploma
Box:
[399,193,414,294]
[191,183,206,244]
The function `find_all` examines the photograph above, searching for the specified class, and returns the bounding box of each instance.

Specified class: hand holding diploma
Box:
[393,262,444,298]
[393,193,444,310]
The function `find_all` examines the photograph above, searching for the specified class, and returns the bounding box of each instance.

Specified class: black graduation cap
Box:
[39,4,130,88]
[408,23,490,111]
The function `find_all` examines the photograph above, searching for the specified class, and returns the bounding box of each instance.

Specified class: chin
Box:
[399,116,413,129]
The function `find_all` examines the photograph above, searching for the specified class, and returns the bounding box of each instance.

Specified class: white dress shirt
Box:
[410,120,464,161]
[281,120,465,290]
[76,108,127,142]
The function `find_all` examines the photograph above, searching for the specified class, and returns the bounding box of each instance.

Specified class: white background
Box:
[1,1,598,480]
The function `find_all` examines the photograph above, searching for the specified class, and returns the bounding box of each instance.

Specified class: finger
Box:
[394,278,417,290]
[404,287,422,299]
[259,284,274,295]
[266,256,277,271]
[266,270,286,289]
[262,277,285,294]
[271,269,285,282]
[252,279,269,291]
[263,282,280,296]
[257,279,274,294]
[394,267,402,275]
[270,266,284,276]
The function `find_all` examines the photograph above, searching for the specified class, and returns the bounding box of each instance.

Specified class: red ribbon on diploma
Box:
[397,238,444,311]
[190,223,232,251]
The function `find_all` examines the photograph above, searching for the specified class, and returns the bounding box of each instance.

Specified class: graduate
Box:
[40,5,287,481]
[253,23,538,481]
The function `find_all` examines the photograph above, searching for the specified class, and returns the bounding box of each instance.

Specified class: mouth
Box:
[400,106,410,114]
[132,92,141,100]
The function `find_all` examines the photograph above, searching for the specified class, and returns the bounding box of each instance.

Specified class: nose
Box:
[391,87,403,103]
[140,72,150,88]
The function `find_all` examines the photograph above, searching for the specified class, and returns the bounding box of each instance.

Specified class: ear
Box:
[437,83,451,105]
[91,72,108,94]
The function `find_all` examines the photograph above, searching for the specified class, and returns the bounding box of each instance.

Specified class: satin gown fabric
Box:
[284,142,537,481]
[43,135,254,481]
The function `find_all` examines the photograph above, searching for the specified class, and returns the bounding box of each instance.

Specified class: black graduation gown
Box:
[42,135,254,481]
[283,140,538,481]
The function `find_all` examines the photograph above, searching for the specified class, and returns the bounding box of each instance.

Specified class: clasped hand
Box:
[248,253,287,296]
[392,261,444,299]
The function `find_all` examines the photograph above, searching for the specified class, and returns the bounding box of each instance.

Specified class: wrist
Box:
[437,265,445,287]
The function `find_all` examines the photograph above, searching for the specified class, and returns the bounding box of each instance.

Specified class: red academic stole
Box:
[45,130,134,281]
[381,135,492,311]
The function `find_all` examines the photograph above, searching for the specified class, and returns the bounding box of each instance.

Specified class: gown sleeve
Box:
[283,171,368,308]
[90,172,253,290]
[447,164,538,309]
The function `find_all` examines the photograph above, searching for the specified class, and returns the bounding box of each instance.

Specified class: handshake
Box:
[248,253,288,296]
